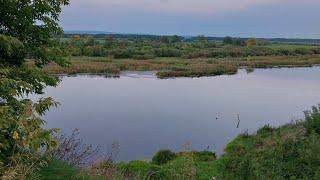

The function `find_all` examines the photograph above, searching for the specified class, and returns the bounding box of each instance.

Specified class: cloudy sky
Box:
[60,0,320,38]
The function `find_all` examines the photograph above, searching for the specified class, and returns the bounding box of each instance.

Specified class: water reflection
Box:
[42,67,320,161]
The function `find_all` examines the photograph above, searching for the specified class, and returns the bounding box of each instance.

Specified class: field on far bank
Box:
[40,55,320,78]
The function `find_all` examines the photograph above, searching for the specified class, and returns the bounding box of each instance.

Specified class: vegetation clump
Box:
[192,151,216,162]
[215,105,320,179]
[152,150,177,165]
[60,34,320,60]
[304,105,320,135]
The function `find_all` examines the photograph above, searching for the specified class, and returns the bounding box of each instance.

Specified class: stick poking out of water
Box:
[237,114,241,128]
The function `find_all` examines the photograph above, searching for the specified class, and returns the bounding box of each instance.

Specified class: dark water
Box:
[41,67,320,161]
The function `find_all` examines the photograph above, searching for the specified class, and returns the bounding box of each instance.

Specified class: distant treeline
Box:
[63,33,320,45]
[60,35,320,59]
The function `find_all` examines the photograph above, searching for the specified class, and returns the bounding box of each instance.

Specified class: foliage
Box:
[46,129,100,167]
[0,35,26,66]
[1,152,47,180]
[246,38,257,46]
[151,150,177,165]
[60,35,320,60]
[116,151,216,180]
[223,36,246,46]
[192,151,216,162]
[39,159,87,180]
[304,105,320,135]
[118,157,194,179]
[0,0,69,66]
[223,36,234,45]
[0,0,69,178]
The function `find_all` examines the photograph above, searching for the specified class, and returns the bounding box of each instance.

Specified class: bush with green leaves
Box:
[193,151,216,162]
[304,105,320,135]
[151,150,177,165]
[0,35,26,66]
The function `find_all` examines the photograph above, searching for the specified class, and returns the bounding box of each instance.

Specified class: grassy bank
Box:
[40,55,320,78]
[39,105,320,179]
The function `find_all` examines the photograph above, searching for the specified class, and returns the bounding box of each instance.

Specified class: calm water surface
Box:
[42,67,320,161]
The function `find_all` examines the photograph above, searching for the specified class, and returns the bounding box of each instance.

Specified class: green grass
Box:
[39,160,101,180]
[39,160,81,180]
[115,151,217,179]
[266,44,320,50]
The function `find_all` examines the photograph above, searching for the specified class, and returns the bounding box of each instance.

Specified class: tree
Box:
[84,36,95,46]
[246,38,257,46]
[105,35,114,48]
[0,0,69,177]
[71,35,81,42]
[234,38,246,46]
[223,36,246,46]
[160,36,170,44]
[223,36,234,45]
[170,35,182,43]
[197,35,208,42]
[70,35,84,48]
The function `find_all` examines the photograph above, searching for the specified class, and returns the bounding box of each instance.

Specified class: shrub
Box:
[154,48,181,57]
[311,48,320,54]
[257,124,275,135]
[132,54,154,60]
[223,36,234,45]
[294,48,312,55]
[275,48,294,56]
[152,150,177,165]
[304,105,320,135]
[112,48,135,59]
[246,38,257,46]
[117,161,151,176]
[193,151,216,162]
[47,129,100,167]
[0,35,26,66]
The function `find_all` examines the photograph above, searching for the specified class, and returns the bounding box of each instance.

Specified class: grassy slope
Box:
[114,113,320,179]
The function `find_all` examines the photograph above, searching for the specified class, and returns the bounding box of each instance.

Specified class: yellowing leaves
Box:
[12,131,19,140]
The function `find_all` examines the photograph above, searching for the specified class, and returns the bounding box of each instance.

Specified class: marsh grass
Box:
[38,54,320,78]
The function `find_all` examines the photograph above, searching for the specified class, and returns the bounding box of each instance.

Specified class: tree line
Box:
[60,35,320,59]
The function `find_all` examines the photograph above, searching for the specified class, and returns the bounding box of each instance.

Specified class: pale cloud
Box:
[74,0,319,14]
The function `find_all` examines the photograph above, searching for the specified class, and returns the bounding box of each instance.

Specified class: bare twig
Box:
[237,114,241,128]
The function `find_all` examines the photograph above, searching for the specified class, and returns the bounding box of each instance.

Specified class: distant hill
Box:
[64,30,109,35]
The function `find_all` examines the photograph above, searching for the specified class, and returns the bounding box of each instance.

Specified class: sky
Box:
[60,0,320,38]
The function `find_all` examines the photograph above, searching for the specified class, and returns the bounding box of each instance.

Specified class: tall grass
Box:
[38,54,320,78]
